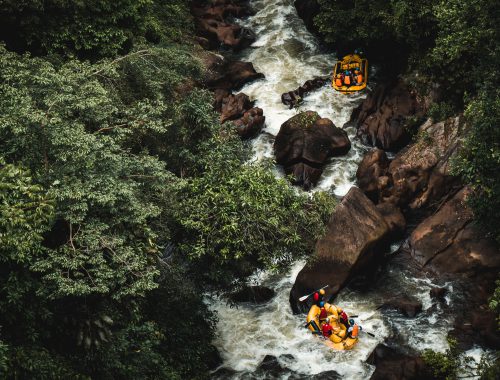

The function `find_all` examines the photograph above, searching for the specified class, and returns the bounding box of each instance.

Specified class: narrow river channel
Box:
[209,0,462,378]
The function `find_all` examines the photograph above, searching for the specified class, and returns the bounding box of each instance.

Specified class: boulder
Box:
[213,88,230,112]
[281,76,328,109]
[356,148,390,202]
[274,112,351,189]
[356,116,465,213]
[368,344,432,380]
[290,187,390,312]
[220,93,253,123]
[376,202,406,239]
[229,286,275,304]
[429,287,447,301]
[409,187,500,274]
[194,0,256,52]
[233,107,265,139]
[206,59,264,91]
[351,80,426,151]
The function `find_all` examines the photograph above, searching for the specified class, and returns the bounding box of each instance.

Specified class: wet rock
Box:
[351,80,426,151]
[281,76,329,109]
[230,286,275,304]
[356,148,390,202]
[290,187,389,313]
[376,202,406,239]
[220,93,253,123]
[206,59,264,91]
[193,0,256,51]
[274,111,351,189]
[233,107,265,139]
[409,187,500,274]
[429,287,447,301]
[380,296,423,317]
[451,309,500,350]
[213,88,230,112]
[368,344,432,380]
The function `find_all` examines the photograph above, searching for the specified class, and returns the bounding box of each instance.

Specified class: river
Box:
[209,0,461,378]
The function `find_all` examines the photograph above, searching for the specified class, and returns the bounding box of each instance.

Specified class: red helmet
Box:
[313,293,319,301]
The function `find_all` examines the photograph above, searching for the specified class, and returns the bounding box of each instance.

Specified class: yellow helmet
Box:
[319,289,326,295]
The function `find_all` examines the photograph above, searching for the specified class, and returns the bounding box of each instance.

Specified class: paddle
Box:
[363,330,376,338]
[298,285,329,302]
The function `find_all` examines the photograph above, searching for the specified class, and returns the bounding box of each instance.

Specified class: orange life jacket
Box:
[356,74,363,84]
[350,324,359,338]
[335,78,342,87]
[344,75,351,85]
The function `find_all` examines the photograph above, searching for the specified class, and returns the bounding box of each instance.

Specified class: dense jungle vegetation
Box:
[0,1,334,378]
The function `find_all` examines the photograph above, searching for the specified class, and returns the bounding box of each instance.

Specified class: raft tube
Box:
[331,54,368,94]
[306,303,359,350]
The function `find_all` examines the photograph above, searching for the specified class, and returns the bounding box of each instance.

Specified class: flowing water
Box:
[234,0,367,196]
[209,0,462,378]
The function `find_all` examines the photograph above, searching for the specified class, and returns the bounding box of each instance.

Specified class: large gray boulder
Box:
[290,187,390,312]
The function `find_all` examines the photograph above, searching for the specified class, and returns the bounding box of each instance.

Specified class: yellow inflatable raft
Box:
[306,303,359,350]
[331,54,368,94]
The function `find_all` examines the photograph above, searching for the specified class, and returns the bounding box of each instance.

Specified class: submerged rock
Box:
[290,187,389,313]
[380,296,423,318]
[429,287,447,301]
[274,111,350,189]
[281,76,328,109]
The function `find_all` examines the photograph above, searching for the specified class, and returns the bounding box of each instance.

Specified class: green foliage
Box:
[426,0,499,103]
[428,102,457,122]
[0,0,194,59]
[0,45,179,299]
[422,338,461,379]
[489,279,500,328]
[423,338,500,380]
[314,0,436,68]
[0,160,54,263]
[173,133,336,287]
[452,89,500,242]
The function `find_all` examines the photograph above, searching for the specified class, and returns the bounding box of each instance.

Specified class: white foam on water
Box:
[210,261,383,379]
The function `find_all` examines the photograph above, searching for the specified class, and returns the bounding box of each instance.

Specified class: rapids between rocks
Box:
[207,0,481,378]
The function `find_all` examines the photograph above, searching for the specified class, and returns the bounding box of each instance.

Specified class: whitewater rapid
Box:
[209,0,457,378]
[235,0,367,196]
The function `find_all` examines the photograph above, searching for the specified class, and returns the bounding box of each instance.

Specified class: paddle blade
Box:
[299,295,309,302]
